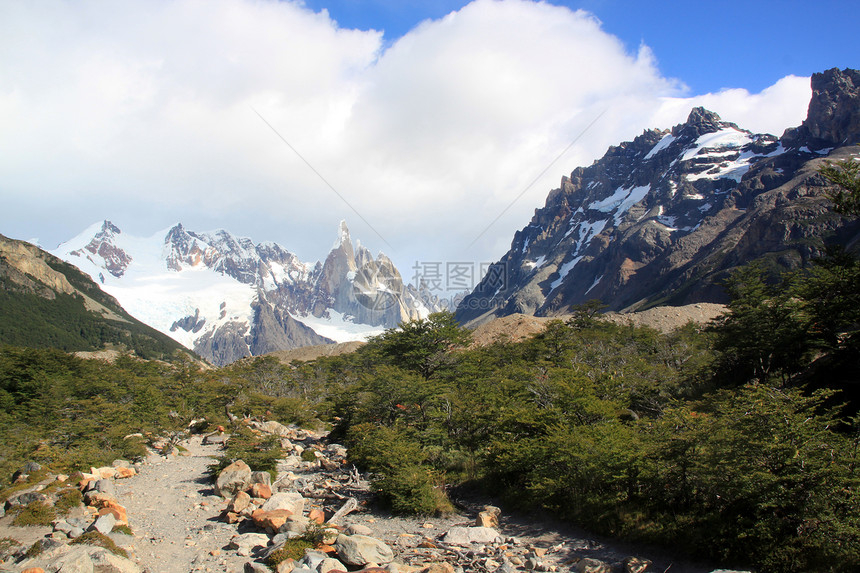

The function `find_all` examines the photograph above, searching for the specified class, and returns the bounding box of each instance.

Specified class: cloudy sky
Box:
[1,0,857,294]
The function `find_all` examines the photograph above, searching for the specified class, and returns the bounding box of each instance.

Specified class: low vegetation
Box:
[2,160,858,572]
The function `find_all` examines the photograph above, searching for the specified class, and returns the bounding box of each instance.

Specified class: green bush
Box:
[11,500,56,526]
[55,488,83,514]
[267,539,313,569]
[210,426,283,478]
[70,531,128,558]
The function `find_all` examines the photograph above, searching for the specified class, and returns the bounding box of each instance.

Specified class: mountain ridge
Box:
[53,221,437,365]
[456,67,860,325]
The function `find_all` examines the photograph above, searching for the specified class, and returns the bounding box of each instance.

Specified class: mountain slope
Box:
[457,67,860,325]
[0,233,193,360]
[54,221,435,365]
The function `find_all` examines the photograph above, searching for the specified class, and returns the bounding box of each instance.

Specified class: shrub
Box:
[11,500,56,526]
[55,488,83,514]
[300,449,317,462]
[70,531,128,558]
[267,539,314,569]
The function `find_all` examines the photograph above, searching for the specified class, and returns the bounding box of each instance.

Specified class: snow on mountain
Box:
[54,220,432,365]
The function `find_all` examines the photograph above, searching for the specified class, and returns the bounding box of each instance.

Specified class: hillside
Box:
[0,234,194,361]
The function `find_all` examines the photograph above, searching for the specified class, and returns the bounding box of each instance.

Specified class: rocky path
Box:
[113,436,249,573]
[4,425,729,573]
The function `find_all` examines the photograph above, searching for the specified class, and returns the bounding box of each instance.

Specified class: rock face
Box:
[457,68,860,324]
[54,221,439,365]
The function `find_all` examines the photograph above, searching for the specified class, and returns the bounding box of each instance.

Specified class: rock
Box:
[253,508,295,530]
[21,568,45,573]
[275,558,297,573]
[260,421,292,436]
[263,492,305,514]
[89,511,117,534]
[91,466,117,479]
[94,478,116,496]
[334,534,395,567]
[229,491,253,513]
[624,557,652,573]
[229,532,271,556]
[476,506,500,528]
[421,564,455,573]
[110,459,130,468]
[98,501,128,527]
[251,471,273,486]
[114,467,136,479]
[85,490,118,508]
[203,432,228,445]
[251,483,273,500]
[576,558,612,573]
[280,516,311,539]
[441,527,502,546]
[317,556,347,573]
[245,562,272,573]
[346,524,373,536]
[6,491,50,509]
[216,460,252,497]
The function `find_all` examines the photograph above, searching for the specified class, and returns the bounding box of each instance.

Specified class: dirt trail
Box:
[115,434,722,573]
[113,435,249,573]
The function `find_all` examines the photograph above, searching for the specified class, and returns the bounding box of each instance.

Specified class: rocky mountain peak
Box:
[456,68,860,326]
[672,106,727,139]
[802,67,860,146]
[69,219,131,279]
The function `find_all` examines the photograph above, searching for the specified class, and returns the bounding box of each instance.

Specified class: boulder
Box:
[216,460,252,497]
[251,483,273,500]
[229,532,271,556]
[114,467,136,479]
[252,508,294,530]
[262,492,305,515]
[624,557,652,573]
[89,511,117,534]
[6,491,49,509]
[203,432,228,445]
[476,506,500,528]
[245,562,271,573]
[98,501,128,527]
[317,556,348,573]
[345,524,372,536]
[229,491,252,513]
[334,534,395,567]
[251,471,272,486]
[441,526,502,546]
[576,558,612,573]
[260,421,292,436]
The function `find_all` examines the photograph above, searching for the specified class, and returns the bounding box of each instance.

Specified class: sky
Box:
[1,0,857,300]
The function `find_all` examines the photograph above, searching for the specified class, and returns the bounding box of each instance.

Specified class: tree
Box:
[821,155,860,216]
[364,311,471,379]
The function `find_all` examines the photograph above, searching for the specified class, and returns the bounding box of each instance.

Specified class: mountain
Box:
[53,221,434,365]
[457,67,860,325]
[0,233,194,360]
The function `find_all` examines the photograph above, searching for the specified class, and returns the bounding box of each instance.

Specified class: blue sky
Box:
[304,0,860,93]
[0,0,854,284]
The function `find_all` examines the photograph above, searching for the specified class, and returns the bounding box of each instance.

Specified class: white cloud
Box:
[0,0,811,282]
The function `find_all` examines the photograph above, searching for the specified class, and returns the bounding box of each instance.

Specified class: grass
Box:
[111,524,134,535]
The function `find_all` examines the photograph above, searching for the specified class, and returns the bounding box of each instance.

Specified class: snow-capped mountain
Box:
[54,221,434,365]
[457,67,860,325]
